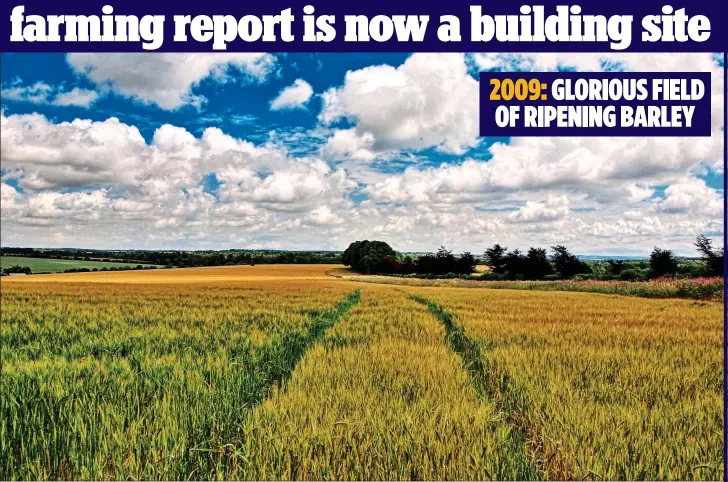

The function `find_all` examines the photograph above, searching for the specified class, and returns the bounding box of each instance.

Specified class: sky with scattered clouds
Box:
[0,52,724,255]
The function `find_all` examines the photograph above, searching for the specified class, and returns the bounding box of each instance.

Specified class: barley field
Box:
[0,265,723,480]
[407,287,723,480]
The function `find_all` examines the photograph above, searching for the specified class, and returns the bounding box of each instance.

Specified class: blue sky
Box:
[3,53,412,144]
[1,52,501,166]
[0,52,724,255]
[1,52,503,197]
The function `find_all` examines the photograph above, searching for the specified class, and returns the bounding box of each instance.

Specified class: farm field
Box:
[0,256,159,273]
[0,265,722,480]
[3,263,340,283]
[330,268,724,300]
[407,288,723,479]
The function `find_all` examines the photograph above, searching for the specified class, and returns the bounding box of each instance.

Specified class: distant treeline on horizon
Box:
[342,235,723,282]
[1,236,719,281]
[0,246,703,261]
[0,247,342,268]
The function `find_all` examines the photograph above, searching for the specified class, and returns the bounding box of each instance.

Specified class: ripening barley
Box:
[235,286,541,480]
[1,272,354,480]
[1,266,721,480]
[408,287,723,480]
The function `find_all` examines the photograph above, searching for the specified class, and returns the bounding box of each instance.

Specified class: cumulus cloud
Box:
[321,128,377,161]
[1,182,22,212]
[306,205,343,225]
[366,130,720,205]
[658,178,723,217]
[365,53,722,206]
[270,79,314,110]
[2,80,99,107]
[218,158,354,212]
[1,113,148,190]
[23,189,110,221]
[66,53,276,110]
[113,198,154,213]
[0,112,308,193]
[508,195,570,223]
[1,111,358,250]
[1,53,723,255]
[320,53,480,158]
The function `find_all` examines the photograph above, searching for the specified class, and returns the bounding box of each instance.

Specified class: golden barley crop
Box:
[407,287,723,480]
[235,286,540,480]
[4,264,340,284]
[1,266,723,480]
[1,273,356,479]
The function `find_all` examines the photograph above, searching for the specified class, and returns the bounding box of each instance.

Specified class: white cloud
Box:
[217,158,355,213]
[626,184,655,203]
[306,205,343,225]
[1,113,148,190]
[2,81,52,103]
[1,53,723,255]
[1,111,359,251]
[322,128,377,161]
[508,195,570,223]
[658,178,722,217]
[54,87,100,107]
[270,79,314,110]
[1,182,22,212]
[113,198,154,213]
[23,189,110,220]
[66,53,276,110]
[320,53,480,157]
[2,80,99,107]
[365,53,722,206]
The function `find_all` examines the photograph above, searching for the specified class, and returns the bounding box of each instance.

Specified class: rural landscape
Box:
[1,238,723,480]
[1,50,724,480]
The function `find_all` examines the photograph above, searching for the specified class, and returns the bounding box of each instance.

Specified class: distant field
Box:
[0,256,159,273]
[2,263,341,282]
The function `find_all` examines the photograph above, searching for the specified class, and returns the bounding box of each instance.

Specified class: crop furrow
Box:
[0,285,360,480]
[253,289,361,395]
[410,294,567,479]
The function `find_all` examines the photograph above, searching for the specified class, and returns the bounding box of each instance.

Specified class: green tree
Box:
[695,234,724,276]
[503,249,527,279]
[342,240,397,274]
[648,247,678,277]
[551,245,591,279]
[607,259,625,276]
[484,244,508,274]
[455,252,477,275]
[525,247,553,280]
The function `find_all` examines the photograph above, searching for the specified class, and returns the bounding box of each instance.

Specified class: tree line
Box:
[2,265,32,275]
[2,234,722,279]
[1,264,160,276]
[343,234,724,281]
[0,248,342,268]
[343,241,476,275]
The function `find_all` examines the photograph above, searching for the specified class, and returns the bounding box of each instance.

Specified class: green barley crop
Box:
[1,280,356,479]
